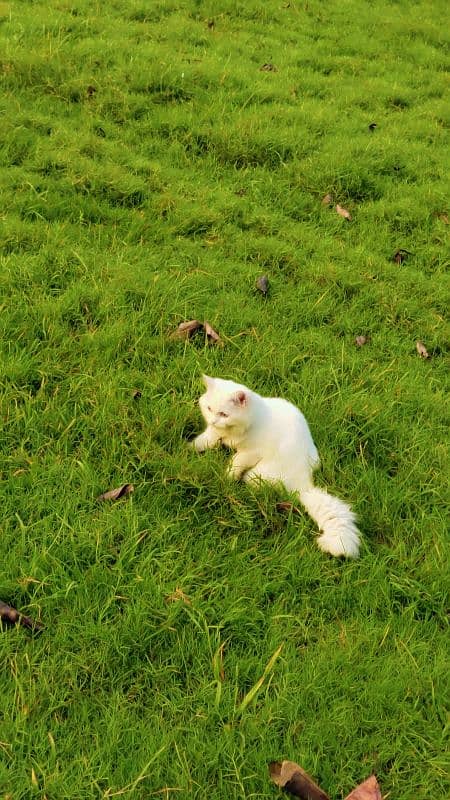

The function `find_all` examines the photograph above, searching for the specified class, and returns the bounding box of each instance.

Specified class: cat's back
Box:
[262,396,309,434]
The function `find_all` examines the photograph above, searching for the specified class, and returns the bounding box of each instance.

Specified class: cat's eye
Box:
[218,411,228,418]
[207,405,212,412]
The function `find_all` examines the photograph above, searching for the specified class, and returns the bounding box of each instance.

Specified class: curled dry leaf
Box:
[276,501,302,515]
[355,335,368,347]
[171,320,221,345]
[416,341,430,359]
[393,249,412,264]
[204,321,221,343]
[170,320,203,340]
[97,484,134,502]
[336,204,352,220]
[132,389,142,400]
[435,211,449,224]
[260,63,278,72]
[344,775,381,800]
[256,275,269,295]
[269,761,330,800]
[321,193,333,205]
[0,600,44,634]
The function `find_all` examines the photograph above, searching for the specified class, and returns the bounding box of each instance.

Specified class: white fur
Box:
[193,375,360,558]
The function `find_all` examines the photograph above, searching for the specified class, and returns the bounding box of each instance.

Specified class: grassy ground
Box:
[0,0,449,798]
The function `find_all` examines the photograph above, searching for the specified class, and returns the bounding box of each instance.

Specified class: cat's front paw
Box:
[192,433,208,452]
[226,464,242,481]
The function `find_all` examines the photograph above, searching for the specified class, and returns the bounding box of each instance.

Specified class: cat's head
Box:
[198,375,251,431]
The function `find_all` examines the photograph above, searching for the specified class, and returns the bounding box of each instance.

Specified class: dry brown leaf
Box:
[321,193,333,205]
[336,204,352,220]
[256,275,269,295]
[170,320,203,340]
[393,249,412,264]
[355,335,368,347]
[269,761,330,800]
[259,63,278,72]
[132,389,142,400]
[416,341,430,359]
[204,321,221,343]
[435,211,449,224]
[0,600,44,634]
[276,501,302,515]
[165,588,192,606]
[97,484,134,502]
[344,775,381,800]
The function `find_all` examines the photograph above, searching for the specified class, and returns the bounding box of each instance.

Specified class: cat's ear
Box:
[232,390,247,406]
[202,374,215,389]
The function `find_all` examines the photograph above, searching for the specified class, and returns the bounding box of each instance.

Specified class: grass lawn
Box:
[0,0,449,798]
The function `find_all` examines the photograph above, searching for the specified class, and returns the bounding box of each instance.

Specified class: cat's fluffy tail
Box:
[299,487,360,558]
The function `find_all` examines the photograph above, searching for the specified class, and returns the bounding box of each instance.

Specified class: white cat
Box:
[193,375,360,558]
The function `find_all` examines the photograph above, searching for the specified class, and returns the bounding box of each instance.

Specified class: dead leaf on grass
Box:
[355,335,368,347]
[336,204,352,220]
[393,249,412,264]
[276,501,302,515]
[170,320,222,345]
[416,341,430,359]
[132,389,142,399]
[259,63,278,72]
[170,320,203,340]
[434,211,449,224]
[165,588,192,606]
[256,275,269,295]
[344,775,381,800]
[0,600,44,634]
[268,761,330,800]
[321,193,333,205]
[97,484,134,502]
[204,321,221,343]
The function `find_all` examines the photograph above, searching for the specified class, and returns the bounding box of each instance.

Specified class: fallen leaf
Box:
[355,335,368,347]
[321,193,333,205]
[336,204,352,220]
[165,588,191,606]
[269,761,330,800]
[393,249,412,264]
[132,389,142,399]
[0,600,44,634]
[204,321,221,343]
[96,484,134,502]
[344,775,381,800]
[170,320,222,345]
[416,341,430,359]
[276,501,302,515]
[260,63,278,72]
[435,211,449,224]
[170,320,203,340]
[86,85,97,97]
[368,122,377,131]
[256,275,269,295]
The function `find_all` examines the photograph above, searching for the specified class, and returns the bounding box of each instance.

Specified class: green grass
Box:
[0,0,449,798]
